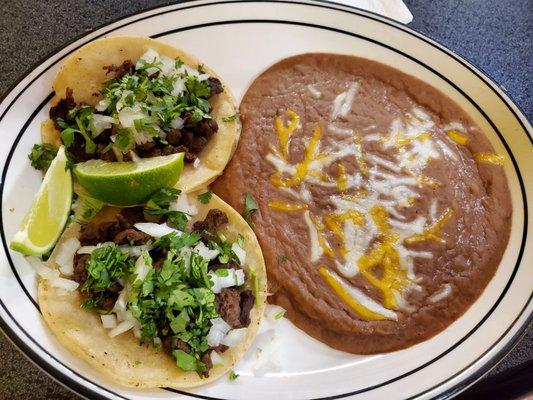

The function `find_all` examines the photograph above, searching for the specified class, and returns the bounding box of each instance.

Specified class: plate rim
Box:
[0,1,530,400]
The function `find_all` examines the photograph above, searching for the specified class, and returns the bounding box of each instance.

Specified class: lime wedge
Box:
[10,146,73,256]
[73,152,184,206]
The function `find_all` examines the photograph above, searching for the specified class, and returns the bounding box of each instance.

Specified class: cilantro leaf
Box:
[222,113,240,122]
[28,144,57,172]
[197,191,212,204]
[114,128,133,151]
[229,371,239,381]
[276,255,289,265]
[242,194,258,226]
[173,349,198,371]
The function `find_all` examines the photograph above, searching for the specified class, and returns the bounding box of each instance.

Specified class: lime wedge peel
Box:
[10,146,73,256]
[73,152,184,206]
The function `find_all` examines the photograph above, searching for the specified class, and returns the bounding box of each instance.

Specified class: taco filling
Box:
[46,49,223,165]
[67,189,254,376]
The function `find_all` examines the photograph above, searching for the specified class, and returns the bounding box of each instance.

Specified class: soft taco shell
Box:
[38,193,266,389]
[41,36,241,193]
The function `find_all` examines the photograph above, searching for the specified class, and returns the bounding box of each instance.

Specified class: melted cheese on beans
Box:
[265,85,504,321]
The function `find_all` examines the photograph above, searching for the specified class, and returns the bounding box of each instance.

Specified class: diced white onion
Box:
[129,151,141,162]
[134,254,151,282]
[95,99,110,112]
[113,288,128,314]
[138,48,161,75]
[108,319,136,338]
[197,73,209,81]
[50,277,79,292]
[134,222,181,238]
[170,194,197,216]
[26,256,79,292]
[207,317,231,347]
[193,242,219,261]
[118,244,153,257]
[170,116,184,129]
[159,55,177,77]
[27,256,58,279]
[77,242,114,254]
[193,158,201,169]
[92,114,116,137]
[221,328,248,347]
[208,269,245,294]
[118,107,146,129]
[210,350,224,367]
[231,243,246,265]
[153,337,162,347]
[101,314,117,329]
[55,237,80,276]
[171,78,186,97]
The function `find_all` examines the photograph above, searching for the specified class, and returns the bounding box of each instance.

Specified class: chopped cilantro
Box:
[174,349,198,371]
[113,128,133,151]
[82,245,135,310]
[197,191,212,204]
[215,268,229,277]
[229,371,239,381]
[276,255,288,265]
[274,310,285,320]
[242,194,258,226]
[222,113,240,122]
[28,144,57,172]
[144,187,189,230]
[74,195,104,223]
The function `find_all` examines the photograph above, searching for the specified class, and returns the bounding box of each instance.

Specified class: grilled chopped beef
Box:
[193,209,228,235]
[162,336,191,355]
[166,129,181,146]
[209,261,239,272]
[113,229,151,245]
[216,288,242,328]
[100,293,118,311]
[117,207,146,229]
[196,119,218,138]
[103,60,135,79]
[49,88,76,129]
[201,352,213,376]
[79,221,121,245]
[73,254,90,285]
[107,282,123,294]
[239,290,254,327]
[207,77,223,95]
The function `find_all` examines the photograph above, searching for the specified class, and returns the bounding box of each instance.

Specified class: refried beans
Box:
[211,53,512,353]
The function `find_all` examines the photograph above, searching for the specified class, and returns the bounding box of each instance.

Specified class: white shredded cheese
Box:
[306,84,322,99]
[430,283,452,303]
[331,82,359,120]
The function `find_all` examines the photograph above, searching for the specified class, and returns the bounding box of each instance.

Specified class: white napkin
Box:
[330,0,413,24]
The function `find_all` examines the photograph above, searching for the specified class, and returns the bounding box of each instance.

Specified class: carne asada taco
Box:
[37,190,266,388]
[40,36,240,194]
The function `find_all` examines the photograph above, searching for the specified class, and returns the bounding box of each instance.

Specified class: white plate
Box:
[0,1,531,399]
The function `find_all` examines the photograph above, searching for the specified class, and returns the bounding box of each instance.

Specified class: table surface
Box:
[0,0,531,399]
